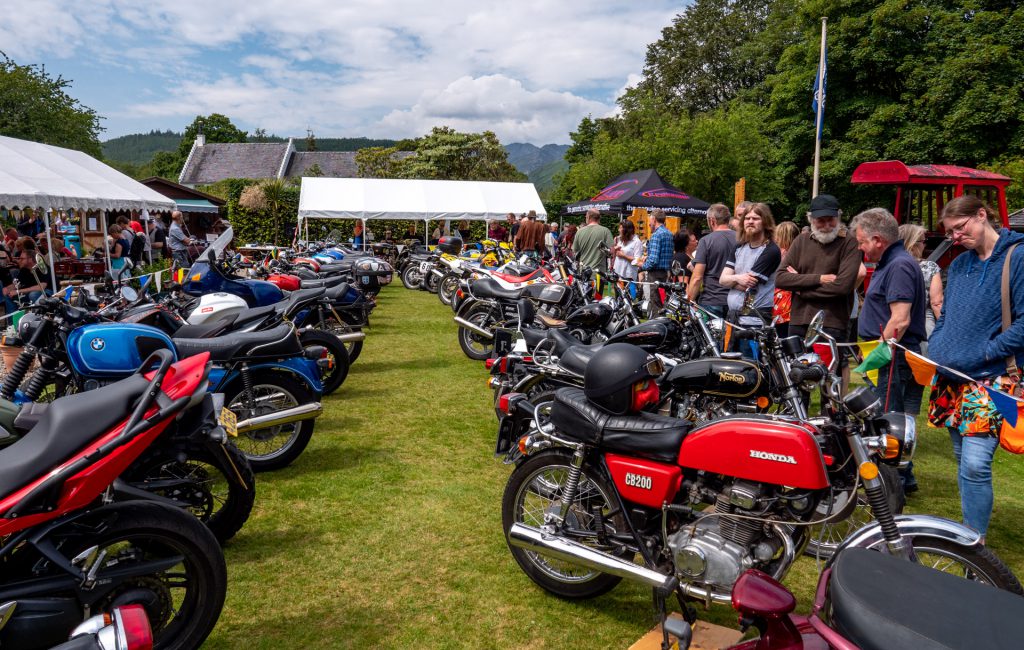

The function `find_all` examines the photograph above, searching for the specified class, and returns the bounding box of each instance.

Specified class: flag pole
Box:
[811,16,827,198]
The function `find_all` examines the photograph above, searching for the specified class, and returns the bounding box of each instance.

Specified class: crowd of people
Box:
[491,196,1022,544]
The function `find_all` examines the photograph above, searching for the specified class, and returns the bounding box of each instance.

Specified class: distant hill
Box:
[528,158,570,196]
[102,130,182,165]
[504,143,569,196]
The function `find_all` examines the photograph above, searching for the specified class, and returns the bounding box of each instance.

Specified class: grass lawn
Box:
[204,283,1024,649]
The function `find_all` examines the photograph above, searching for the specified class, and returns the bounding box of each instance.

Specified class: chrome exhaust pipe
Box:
[453,316,494,340]
[236,402,323,434]
[334,331,366,343]
[508,523,676,591]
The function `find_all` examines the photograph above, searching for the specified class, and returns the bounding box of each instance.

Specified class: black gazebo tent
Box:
[564,169,710,217]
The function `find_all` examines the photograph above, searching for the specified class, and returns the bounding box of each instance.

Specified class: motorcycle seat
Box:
[0,375,151,502]
[547,328,585,355]
[537,312,565,328]
[283,287,326,314]
[174,323,301,362]
[324,283,353,301]
[520,327,548,352]
[300,276,344,289]
[829,547,1024,650]
[548,388,689,464]
[172,314,239,339]
[471,277,523,301]
[557,345,603,377]
[231,304,280,328]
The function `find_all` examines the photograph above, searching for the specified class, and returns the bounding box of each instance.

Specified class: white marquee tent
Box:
[0,135,177,286]
[297,177,546,245]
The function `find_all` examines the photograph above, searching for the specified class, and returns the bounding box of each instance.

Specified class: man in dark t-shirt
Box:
[688,204,737,317]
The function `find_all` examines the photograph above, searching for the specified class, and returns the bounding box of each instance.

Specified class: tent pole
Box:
[142,209,152,266]
[44,209,57,293]
[101,211,112,282]
[362,218,367,251]
[304,216,308,246]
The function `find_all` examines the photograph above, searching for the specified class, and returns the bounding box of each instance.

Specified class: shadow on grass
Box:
[224,526,327,564]
[202,600,391,650]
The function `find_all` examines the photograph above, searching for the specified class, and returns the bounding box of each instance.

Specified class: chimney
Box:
[195,123,205,147]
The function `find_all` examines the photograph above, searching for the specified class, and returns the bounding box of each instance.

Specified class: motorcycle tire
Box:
[57,502,226,650]
[125,442,256,544]
[424,270,440,293]
[322,315,364,364]
[225,372,317,472]
[438,273,460,306]
[502,450,627,599]
[805,464,905,559]
[299,328,351,395]
[905,538,1023,593]
[401,265,424,290]
[457,306,497,361]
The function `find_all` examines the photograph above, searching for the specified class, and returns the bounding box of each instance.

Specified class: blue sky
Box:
[2,0,682,145]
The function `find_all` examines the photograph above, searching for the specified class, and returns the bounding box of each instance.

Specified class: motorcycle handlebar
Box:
[789,363,827,384]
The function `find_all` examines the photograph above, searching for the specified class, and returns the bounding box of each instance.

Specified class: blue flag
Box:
[812,43,827,137]
[986,386,1023,428]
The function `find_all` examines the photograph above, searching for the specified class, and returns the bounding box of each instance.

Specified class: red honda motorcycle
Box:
[0,350,227,650]
[497,320,1020,612]
[658,546,1024,650]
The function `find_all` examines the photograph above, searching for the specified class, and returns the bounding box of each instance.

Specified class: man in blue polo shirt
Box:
[641,209,674,316]
[853,207,927,491]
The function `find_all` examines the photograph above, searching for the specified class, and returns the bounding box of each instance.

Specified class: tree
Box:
[621,0,790,116]
[0,53,103,157]
[176,113,248,160]
[305,128,318,152]
[357,127,526,182]
[252,128,268,143]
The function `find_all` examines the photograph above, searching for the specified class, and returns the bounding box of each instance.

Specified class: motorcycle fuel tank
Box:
[522,282,571,307]
[267,273,302,291]
[66,323,177,379]
[606,317,682,352]
[678,417,829,490]
[667,358,764,398]
[564,302,612,330]
[187,293,248,325]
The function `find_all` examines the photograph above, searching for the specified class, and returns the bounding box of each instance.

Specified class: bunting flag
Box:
[854,340,891,375]
[904,349,939,387]
[155,271,162,292]
[856,340,881,358]
[174,268,186,284]
[985,387,1024,428]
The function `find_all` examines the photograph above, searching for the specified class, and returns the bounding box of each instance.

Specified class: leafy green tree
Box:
[357,127,525,182]
[983,158,1024,213]
[355,146,406,178]
[176,113,248,160]
[0,53,103,157]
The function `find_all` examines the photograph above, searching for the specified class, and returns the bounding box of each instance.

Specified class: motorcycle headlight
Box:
[877,412,916,468]
[17,313,41,340]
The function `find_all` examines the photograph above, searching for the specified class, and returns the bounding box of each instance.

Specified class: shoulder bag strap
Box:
[1002,243,1020,380]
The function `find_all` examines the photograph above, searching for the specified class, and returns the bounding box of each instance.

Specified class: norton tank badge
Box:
[90,337,105,351]
[718,371,745,383]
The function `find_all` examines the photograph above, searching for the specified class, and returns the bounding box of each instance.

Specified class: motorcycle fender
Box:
[605,454,682,509]
[215,359,324,397]
[455,298,484,320]
[823,514,984,570]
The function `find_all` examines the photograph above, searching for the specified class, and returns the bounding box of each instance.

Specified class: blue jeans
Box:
[874,346,925,489]
[4,290,46,314]
[948,428,999,536]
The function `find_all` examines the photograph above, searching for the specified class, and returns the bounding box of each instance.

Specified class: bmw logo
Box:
[90,337,105,351]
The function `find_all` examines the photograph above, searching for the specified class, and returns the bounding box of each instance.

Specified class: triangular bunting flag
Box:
[904,349,938,386]
[985,386,1024,428]
[155,270,162,292]
[857,340,881,358]
[854,341,891,374]
[866,368,879,385]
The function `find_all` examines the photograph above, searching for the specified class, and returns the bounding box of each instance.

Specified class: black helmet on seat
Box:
[583,343,663,415]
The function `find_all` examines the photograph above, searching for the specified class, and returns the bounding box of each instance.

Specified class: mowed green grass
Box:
[204,283,1024,649]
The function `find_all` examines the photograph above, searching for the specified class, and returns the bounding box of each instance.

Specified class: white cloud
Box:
[4,0,682,144]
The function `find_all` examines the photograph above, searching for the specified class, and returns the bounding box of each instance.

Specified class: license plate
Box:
[219,408,238,437]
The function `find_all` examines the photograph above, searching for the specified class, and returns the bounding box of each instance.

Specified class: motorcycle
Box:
[3,294,324,473]
[0,350,227,649]
[660,546,1024,650]
[496,320,1019,609]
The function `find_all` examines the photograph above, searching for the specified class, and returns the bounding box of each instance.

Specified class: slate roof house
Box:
[178,135,412,186]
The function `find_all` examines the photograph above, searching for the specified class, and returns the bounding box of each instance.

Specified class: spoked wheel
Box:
[321,315,364,364]
[806,465,904,559]
[502,451,628,599]
[299,328,351,395]
[126,443,256,544]
[438,273,460,305]
[457,308,496,361]
[424,269,440,293]
[59,503,226,650]
[907,539,1023,593]
[401,265,424,290]
[225,373,316,472]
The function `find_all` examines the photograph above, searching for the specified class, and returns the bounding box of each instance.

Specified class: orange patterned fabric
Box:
[773,288,792,324]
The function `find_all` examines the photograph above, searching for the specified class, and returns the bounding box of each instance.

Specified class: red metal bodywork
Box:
[292,257,321,272]
[490,268,553,284]
[605,454,682,508]
[678,418,829,490]
[0,353,210,536]
[266,273,301,291]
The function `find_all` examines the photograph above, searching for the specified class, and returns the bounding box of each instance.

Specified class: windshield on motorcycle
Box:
[184,225,234,294]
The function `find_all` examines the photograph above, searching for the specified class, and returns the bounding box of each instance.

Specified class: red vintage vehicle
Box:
[851,160,1011,267]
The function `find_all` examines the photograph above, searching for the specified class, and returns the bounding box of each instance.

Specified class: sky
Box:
[1,0,681,146]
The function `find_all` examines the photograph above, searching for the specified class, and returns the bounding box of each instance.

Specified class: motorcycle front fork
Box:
[845,432,914,558]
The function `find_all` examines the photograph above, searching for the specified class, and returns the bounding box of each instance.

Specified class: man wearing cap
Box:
[776,194,863,386]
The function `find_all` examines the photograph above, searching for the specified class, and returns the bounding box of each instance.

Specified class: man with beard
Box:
[776,194,862,386]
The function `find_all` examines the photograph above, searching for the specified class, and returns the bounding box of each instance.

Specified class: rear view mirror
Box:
[805,311,825,347]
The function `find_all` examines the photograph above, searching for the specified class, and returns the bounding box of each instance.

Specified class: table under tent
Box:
[0,135,176,289]
[296,177,547,249]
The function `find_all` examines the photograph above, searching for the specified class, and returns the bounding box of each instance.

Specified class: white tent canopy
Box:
[0,135,176,212]
[297,177,546,222]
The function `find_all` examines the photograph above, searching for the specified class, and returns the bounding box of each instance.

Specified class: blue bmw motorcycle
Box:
[2,293,324,472]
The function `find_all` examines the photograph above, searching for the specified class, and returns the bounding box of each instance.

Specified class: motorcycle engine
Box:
[668,482,777,589]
